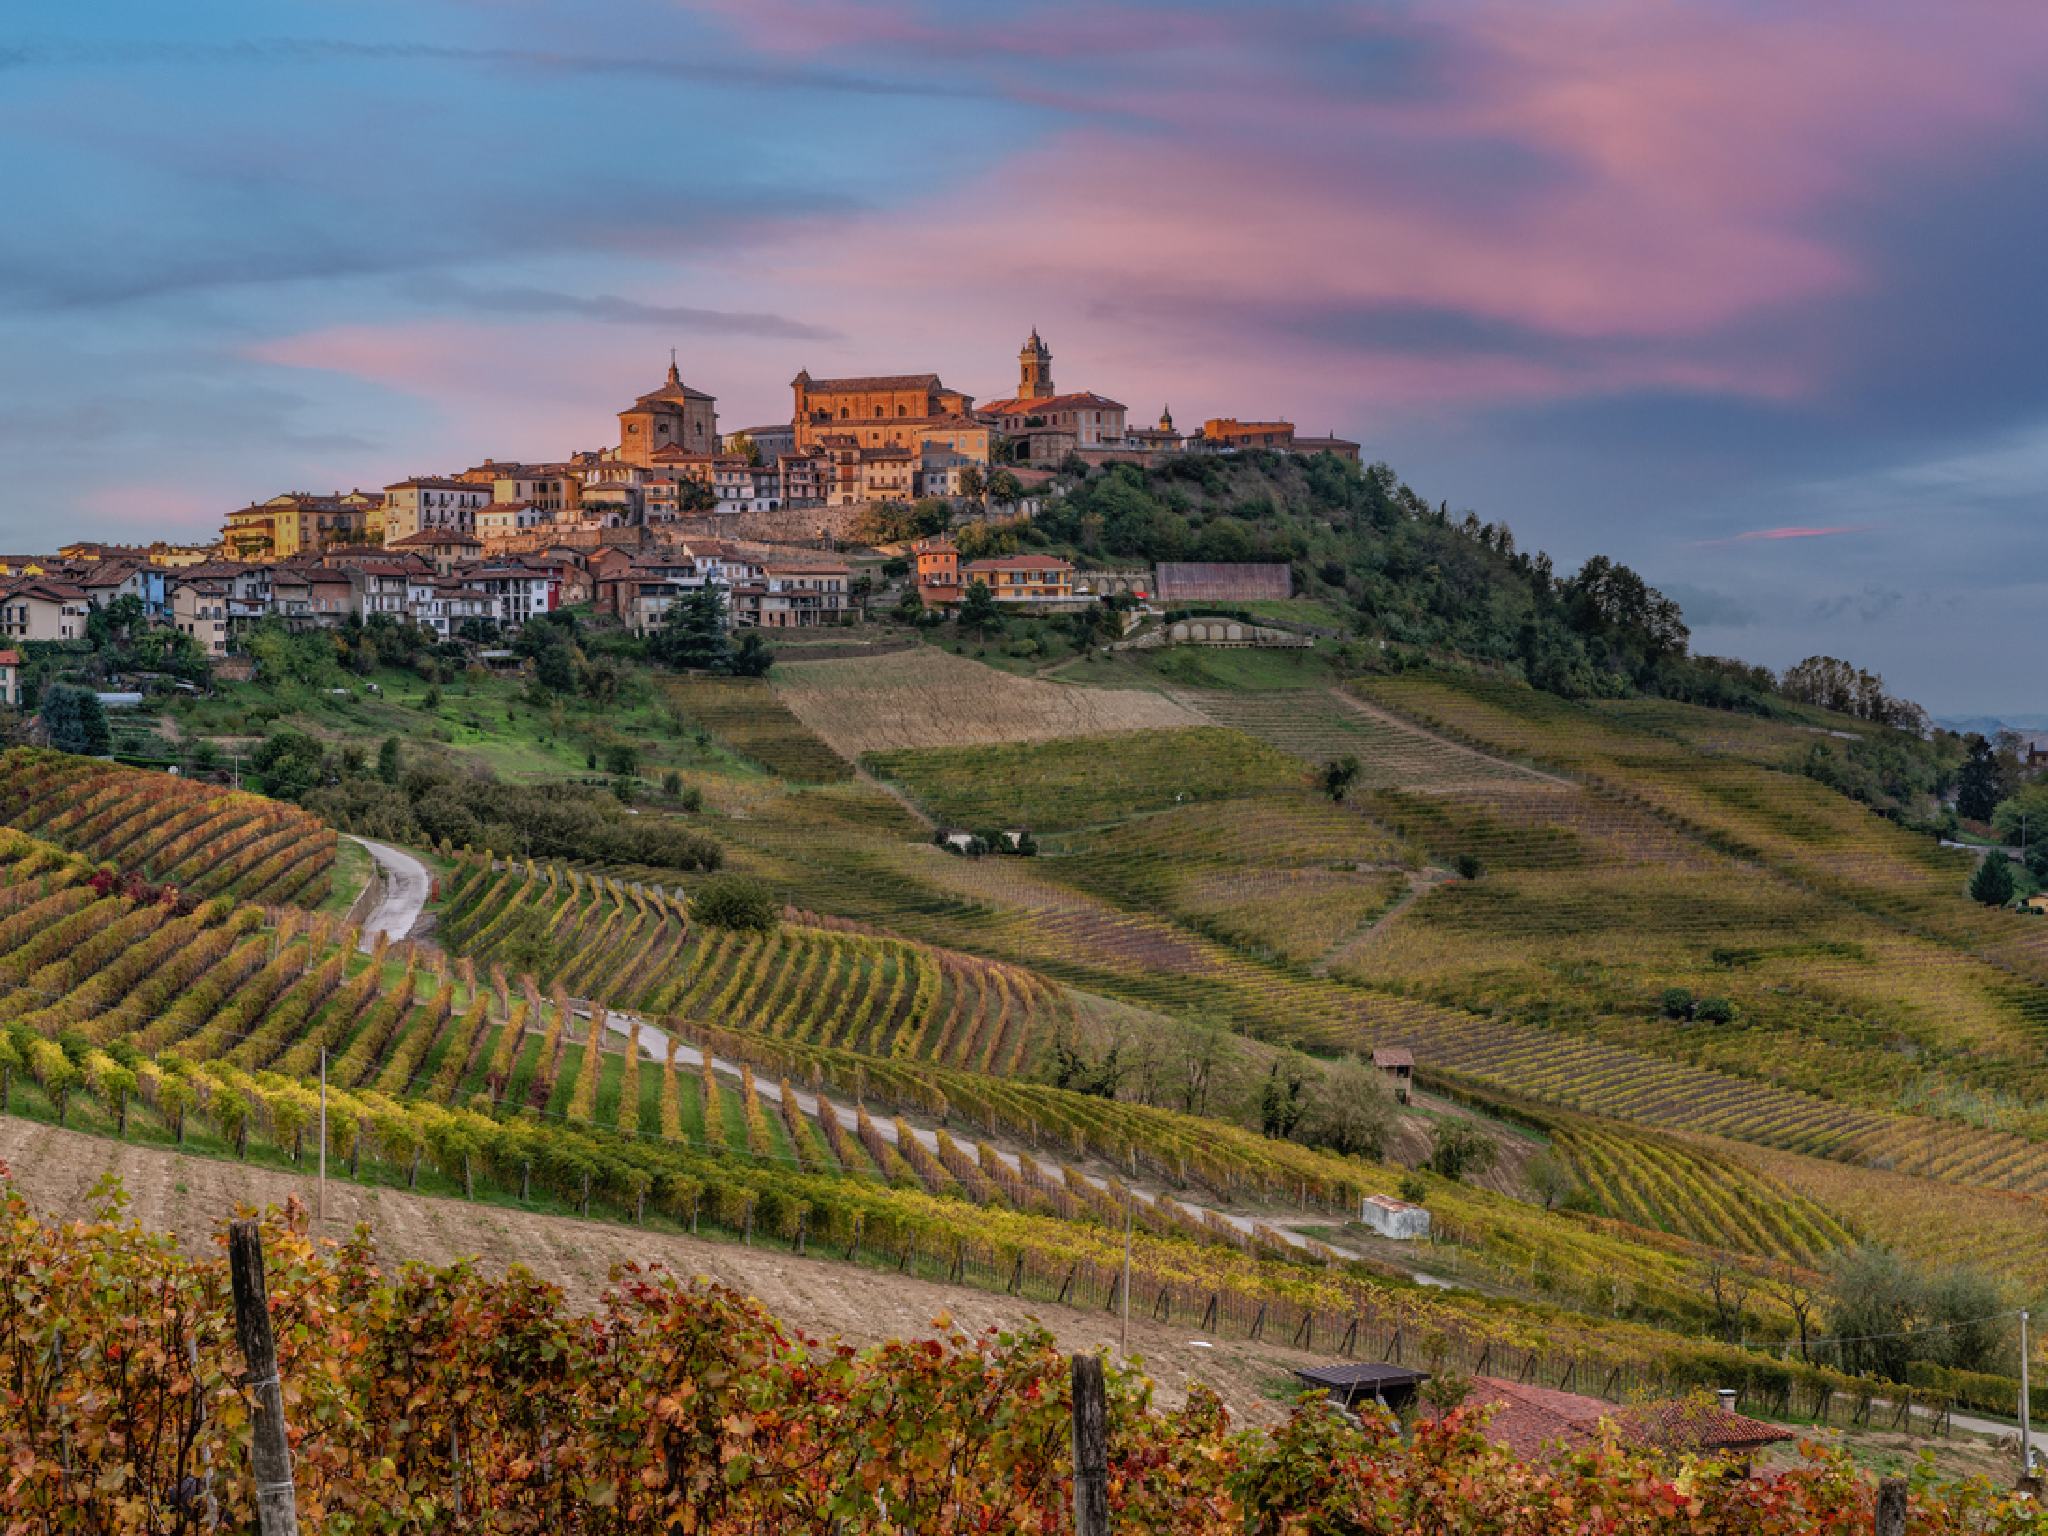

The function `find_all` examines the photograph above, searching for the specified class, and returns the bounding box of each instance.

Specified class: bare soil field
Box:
[775,647,1205,757]
[0,1117,1326,1428]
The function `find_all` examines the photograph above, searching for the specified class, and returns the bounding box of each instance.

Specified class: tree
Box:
[691,874,779,933]
[1319,756,1361,803]
[1969,851,2015,906]
[986,468,1023,505]
[249,729,328,801]
[957,579,1001,639]
[85,594,147,650]
[1258,1056,1312,1140]
[533,640,578,695]
[958,464,985,502]
[728,631,774,678]
[677,479,719,513]
[40,684,106,756]
[1955,733,2002,821]
[1294,1054,1393,1159]
[1691,1260,1754,1345]
[1425,1121,1498,1182]
[1525,1151,1580,1211]
[729,432,761,467]
[377,736,401,785]
[652,586,730,672]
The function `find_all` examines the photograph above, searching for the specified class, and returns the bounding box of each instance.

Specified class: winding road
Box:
[346,836,434,953]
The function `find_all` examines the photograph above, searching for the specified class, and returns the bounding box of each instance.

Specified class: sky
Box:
[3,1,2046,715]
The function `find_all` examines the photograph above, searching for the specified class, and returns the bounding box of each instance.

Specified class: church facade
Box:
[619,361,719,467]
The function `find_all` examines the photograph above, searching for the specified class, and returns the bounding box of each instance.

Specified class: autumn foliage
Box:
[1,1180,2043,1534]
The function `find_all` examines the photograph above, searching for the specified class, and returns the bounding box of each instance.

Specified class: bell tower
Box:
[1018,328,1054,401]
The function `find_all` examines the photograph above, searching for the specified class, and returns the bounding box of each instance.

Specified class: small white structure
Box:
[1361,1193,1430,1241]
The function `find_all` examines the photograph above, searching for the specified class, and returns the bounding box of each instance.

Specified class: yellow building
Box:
[222,492,375,558]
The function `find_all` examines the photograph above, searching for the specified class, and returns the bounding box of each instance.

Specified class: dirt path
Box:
[1312,870,1446,976]
[0,1116,1326,1427]
[580,1008,1329,1260]
[348,836,432,951]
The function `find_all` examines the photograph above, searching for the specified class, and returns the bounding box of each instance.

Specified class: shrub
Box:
[1453,853,1486,880]
[1426,1121,1498,1183]
[1661,986,1694,1019]
[691,874,779,933]
[662,770,682,797]
[1693,996,1737,1025]
[1397,1174,1427,1204]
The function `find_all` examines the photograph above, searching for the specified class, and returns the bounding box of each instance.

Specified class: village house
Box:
[0,649,21,708]
[386,529,485,577]
[912,537,963,608]
[381,477,490,544]
[0,578,91,641]
[729,563,850,628]
[169,579,230,657]
[961,554,1074,602]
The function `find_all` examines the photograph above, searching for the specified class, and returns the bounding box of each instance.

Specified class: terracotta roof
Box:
[387,531,483,549]
[3,578,88,601]
[0,651,21,666]
[802,373,942,393]
[963,555,1074,573]
[1373,1048,1415,1069]
[1428,1379,1792,1462]
[981,391,1128,417]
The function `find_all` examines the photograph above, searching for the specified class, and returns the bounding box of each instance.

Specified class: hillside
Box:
[6,587,2048,1504]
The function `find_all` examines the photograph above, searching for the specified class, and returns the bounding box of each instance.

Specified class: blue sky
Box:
[4,0,2046,713]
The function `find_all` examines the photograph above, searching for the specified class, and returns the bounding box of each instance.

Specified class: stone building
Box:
[791,370,979,456]
[619,360,719,467]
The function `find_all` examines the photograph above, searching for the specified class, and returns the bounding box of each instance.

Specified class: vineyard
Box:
[0,747,337,907]
[5,812,1986,1415]
[865,727,1303,832]
[774,646,1206,755]
[657,674,855,781]
[1171,685,1540,790]
[434,850,1067,1074]
[12,1196,2036,1536]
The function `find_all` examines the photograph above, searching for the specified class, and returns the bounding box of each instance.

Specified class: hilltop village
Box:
[0,333,1356,660]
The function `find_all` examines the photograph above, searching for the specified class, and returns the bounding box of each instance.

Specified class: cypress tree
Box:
[1969,851,2015,907]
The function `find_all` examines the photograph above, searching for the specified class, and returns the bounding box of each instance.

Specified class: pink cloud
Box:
[1688,526,1871,548]
[712,1,2048,423]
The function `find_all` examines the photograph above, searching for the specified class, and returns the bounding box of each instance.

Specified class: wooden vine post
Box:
[229,1219,300,1536]
[1071,1353,1109,1536]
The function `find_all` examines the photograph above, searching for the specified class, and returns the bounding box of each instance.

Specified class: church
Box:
[978,329,1130,458]
[617,359,719,467]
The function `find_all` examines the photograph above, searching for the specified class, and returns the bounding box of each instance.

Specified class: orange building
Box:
[1200,418,1294,450]
[962,554,1074,601]
[912,537,962,607]
[791,370,979,456]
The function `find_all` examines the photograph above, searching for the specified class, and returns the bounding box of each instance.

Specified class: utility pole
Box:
[2023,1309,2034,1479]
[1120,1190,1132,1358]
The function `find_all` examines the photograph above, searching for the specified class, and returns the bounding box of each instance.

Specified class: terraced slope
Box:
[1168,686,1542,789]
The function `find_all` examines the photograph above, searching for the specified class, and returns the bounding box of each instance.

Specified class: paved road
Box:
[347,837,433,953]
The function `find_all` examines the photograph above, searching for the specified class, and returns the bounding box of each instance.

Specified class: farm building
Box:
[1372,1046,1414,1102]
[1292,1362,1431,1414]
[1360,1193,1430,1241]
[1152,562,1292,601]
